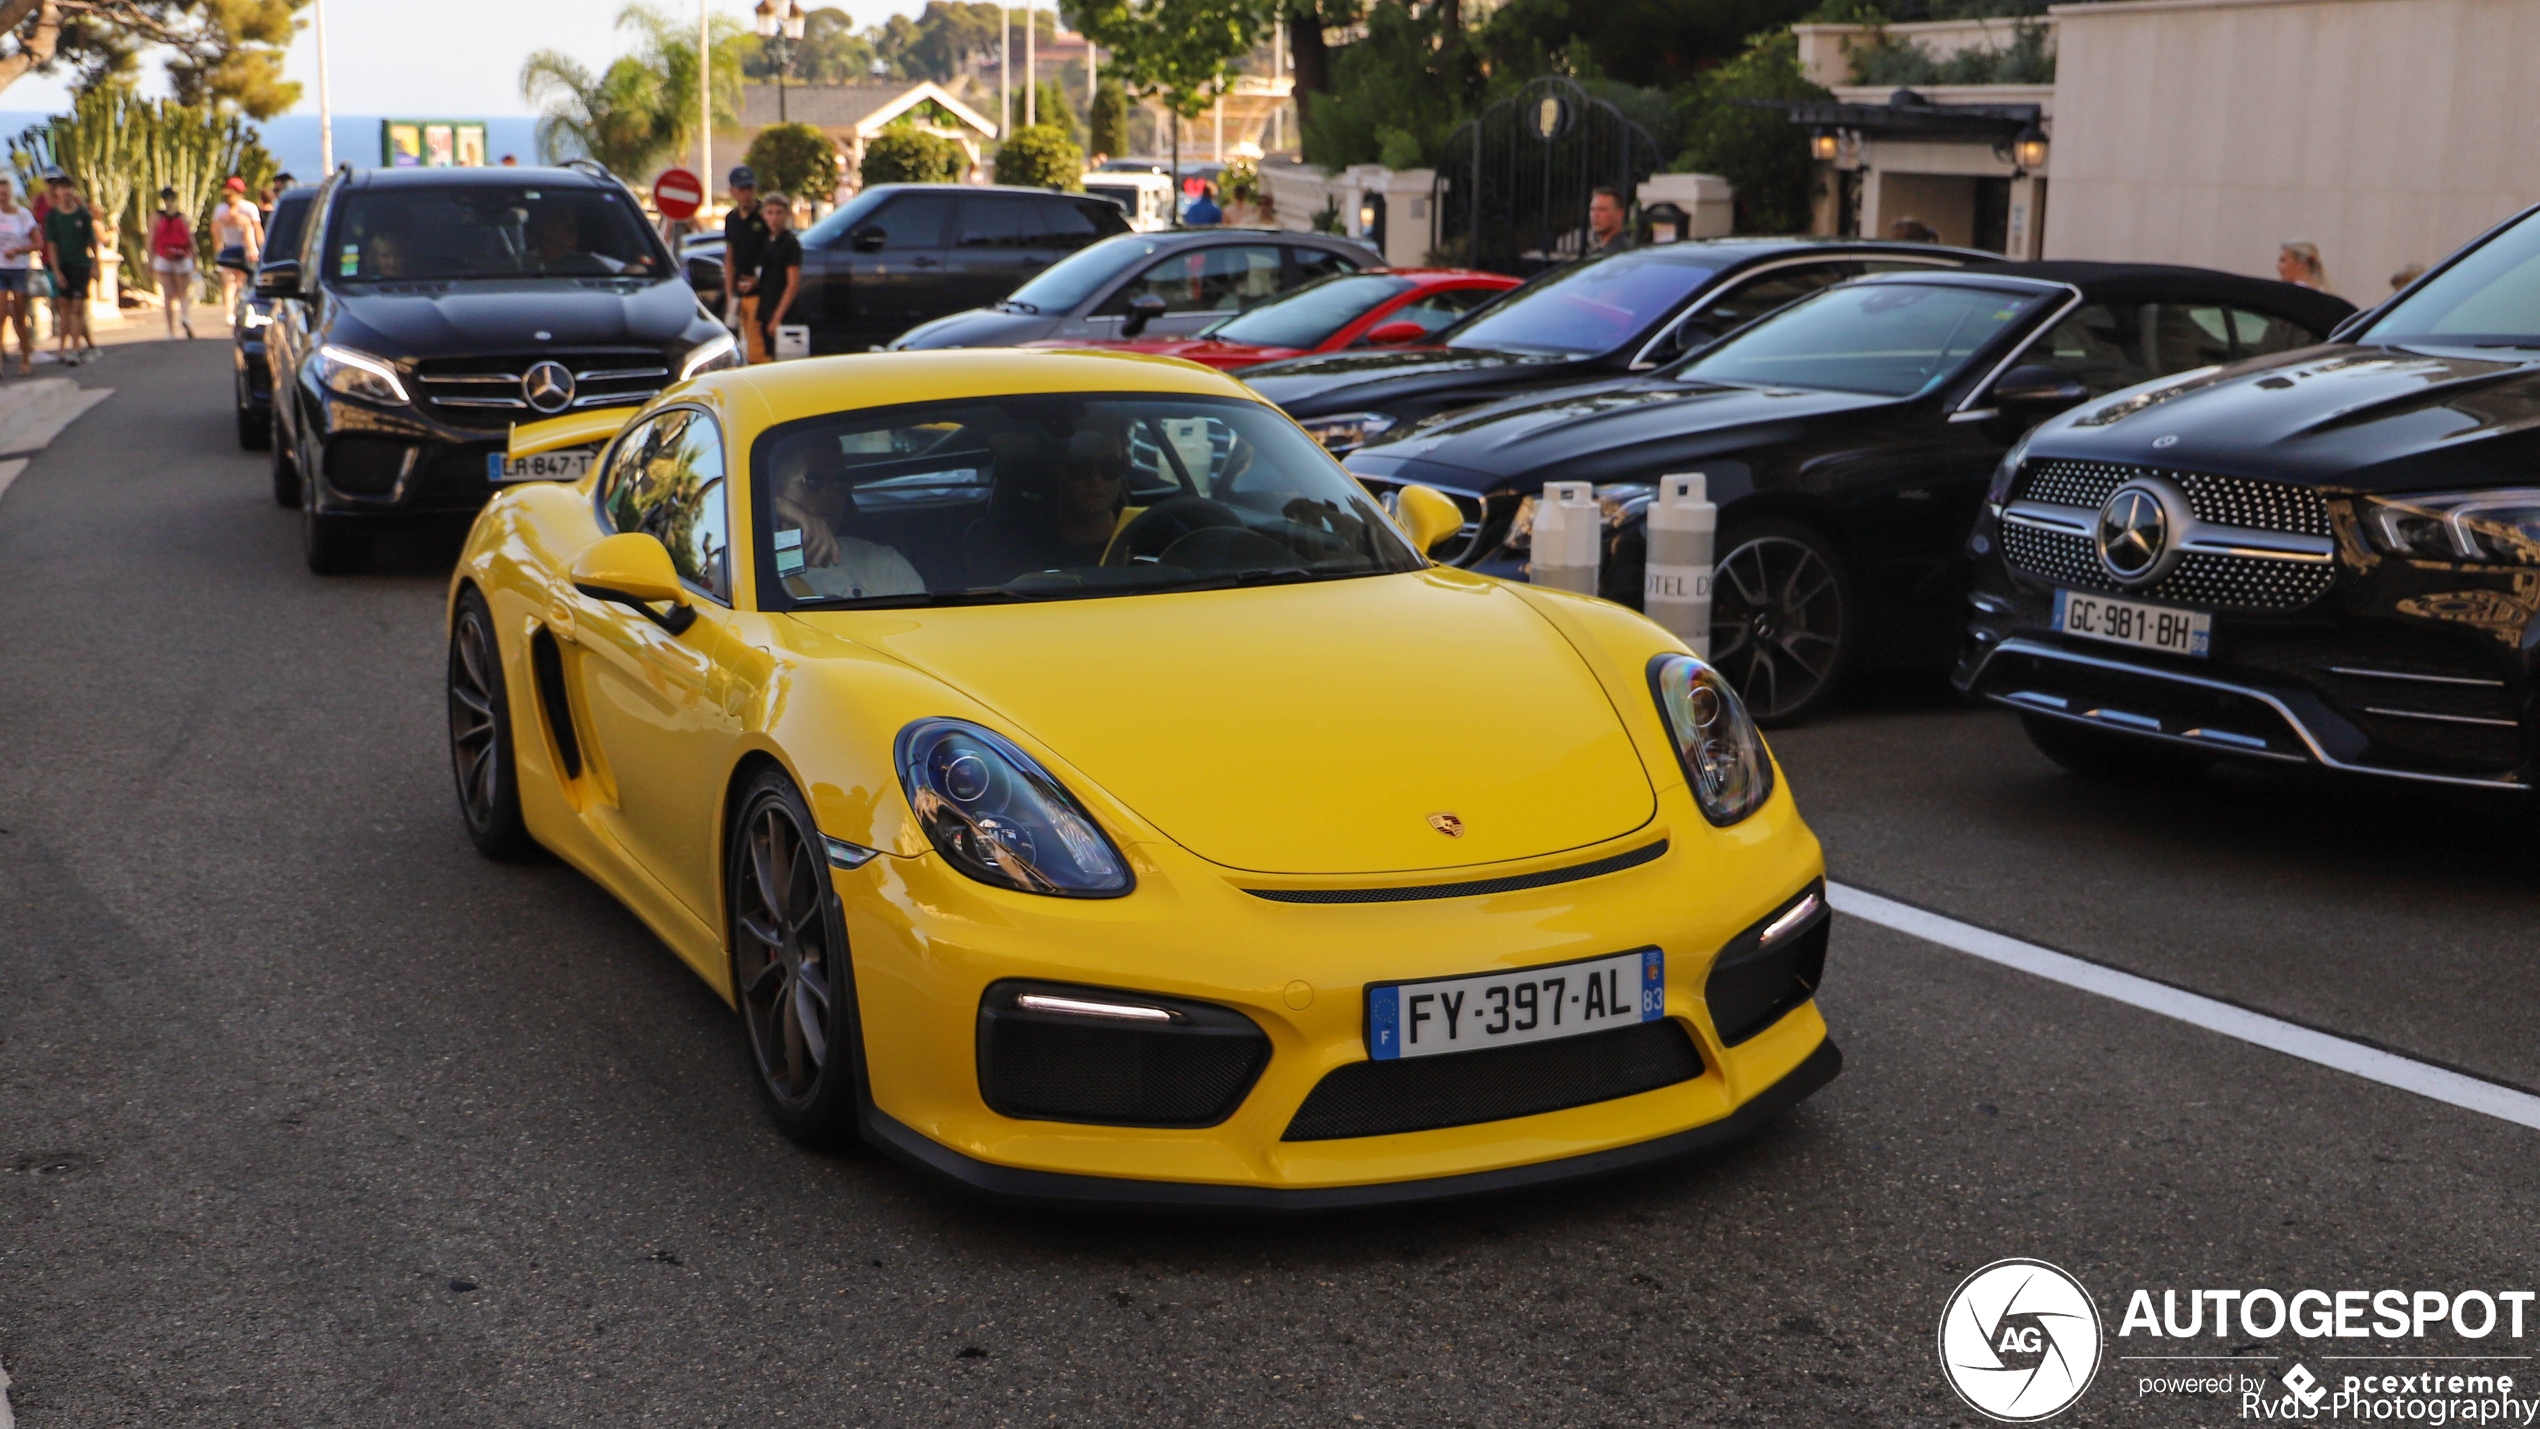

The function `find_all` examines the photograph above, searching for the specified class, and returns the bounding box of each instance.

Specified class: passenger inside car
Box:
[962,419,1136,584]
[768,440,926,601]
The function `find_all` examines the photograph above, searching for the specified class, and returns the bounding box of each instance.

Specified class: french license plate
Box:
[1367,948,1662,1061]
[2054,588,2211,658]
[488,447,595,484]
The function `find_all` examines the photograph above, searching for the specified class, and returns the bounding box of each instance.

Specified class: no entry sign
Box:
[653,167,703,221]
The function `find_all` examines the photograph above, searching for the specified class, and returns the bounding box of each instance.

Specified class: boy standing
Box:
[43,175,98,366]
[757,194,802,361]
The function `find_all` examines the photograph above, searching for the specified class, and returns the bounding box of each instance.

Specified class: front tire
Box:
[1709,519,1853,725]
[447,589,537,860]
[2020,712,2208,783]
[729,770,863,1147]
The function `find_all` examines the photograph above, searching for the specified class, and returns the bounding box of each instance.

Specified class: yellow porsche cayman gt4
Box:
[444,350,1837,1209]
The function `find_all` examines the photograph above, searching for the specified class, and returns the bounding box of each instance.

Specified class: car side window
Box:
[1699,263,1856,332]
[869,194,953,250]
[601,408,733,604]
[1355,285,1501,345]
[2232,306,2322,357]
[1289,246,1361,286]
[2148,303,2236,371]
[955,195,1026,248]
[2028,302,2245,397]
[1025,196,1106,250]
[1107,243,1285,315]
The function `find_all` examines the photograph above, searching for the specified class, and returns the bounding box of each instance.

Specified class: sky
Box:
[0,0,939,117]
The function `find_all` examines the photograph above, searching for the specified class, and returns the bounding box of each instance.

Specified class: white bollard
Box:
[1643,473,1715,657]
[1527,481,1602,595]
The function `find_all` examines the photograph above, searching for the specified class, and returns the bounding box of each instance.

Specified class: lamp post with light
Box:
[756,0,809,123]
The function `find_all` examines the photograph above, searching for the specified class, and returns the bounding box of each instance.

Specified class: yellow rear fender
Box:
[508,408,638,460]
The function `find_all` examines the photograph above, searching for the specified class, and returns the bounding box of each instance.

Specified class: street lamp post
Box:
[755,0,807,124]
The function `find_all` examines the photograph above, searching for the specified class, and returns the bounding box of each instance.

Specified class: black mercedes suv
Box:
[262,163,736,572]
[1958,203,2540,799]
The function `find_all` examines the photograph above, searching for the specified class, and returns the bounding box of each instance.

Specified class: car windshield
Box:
[759,392,1424,608]
[1671,281,2051,396]
[1443,251,1720,357]
[1002,234,1161,314]
[2359,210,2540,349]
[329,185,661,282]
[1202,273,1414,348]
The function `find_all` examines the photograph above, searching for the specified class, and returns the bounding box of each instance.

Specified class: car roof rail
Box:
[562,158,615,182]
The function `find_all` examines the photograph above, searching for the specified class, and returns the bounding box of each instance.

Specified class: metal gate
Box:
[1432,77,1662,277]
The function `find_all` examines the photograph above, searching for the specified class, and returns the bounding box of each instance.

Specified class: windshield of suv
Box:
[331,184,661,282]
[1001,234,1161,314]
[1671,280,2050,396]
[2360,210,2540,349]
[1443,251,1719,357]
[758,392,1423,608]
[1202,273,1414,348]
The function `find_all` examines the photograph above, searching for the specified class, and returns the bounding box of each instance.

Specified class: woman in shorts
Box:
[210,175,262,313]
[148,187,197,339]
[0,175,38,376]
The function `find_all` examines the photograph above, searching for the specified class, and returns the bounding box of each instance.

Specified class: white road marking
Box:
[1827,881,2540,1132]
[1,1350,14,1429]
[0,377,112,506]
[0,458,23,505]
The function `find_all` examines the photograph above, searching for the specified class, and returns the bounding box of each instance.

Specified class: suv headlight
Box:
[894,719,1132,896]
[1648,653,1774,826]
[680,332,739,380]
[1299,411,1394,453]
[2363,489,2540,565]
[315,345,409,404]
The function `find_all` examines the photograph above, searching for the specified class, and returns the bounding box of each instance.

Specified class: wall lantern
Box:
[1810,129,1840,162]
[2014,125,2049,171]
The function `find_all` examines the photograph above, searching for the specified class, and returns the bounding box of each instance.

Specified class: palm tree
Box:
[521,2,748,177]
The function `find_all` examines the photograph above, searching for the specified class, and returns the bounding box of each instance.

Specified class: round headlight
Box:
[1648,652,1775,826]
[895,719,1131,896]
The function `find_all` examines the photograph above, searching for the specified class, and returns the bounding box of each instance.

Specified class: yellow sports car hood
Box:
[804,571,1657,875]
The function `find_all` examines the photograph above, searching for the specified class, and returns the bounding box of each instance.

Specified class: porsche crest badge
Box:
[1427,812,1465,838]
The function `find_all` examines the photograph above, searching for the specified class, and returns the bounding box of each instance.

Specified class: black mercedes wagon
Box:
[1958,205,2540,797]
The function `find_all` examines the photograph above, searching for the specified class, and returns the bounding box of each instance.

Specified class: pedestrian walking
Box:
[0,175,39,377]
[2277,241,2329,292]
[1184,182,1222,226]
[43,176,100,365]
[722,166,770,364]
[211,175,263,314]
[1587,186,1634,255]
[148,188,198,339]
[757,193,803,361]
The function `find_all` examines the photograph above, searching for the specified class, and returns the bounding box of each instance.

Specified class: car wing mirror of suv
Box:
[1121,293,1169,338]
[1989,364,2091,415]
[254,259,301,299]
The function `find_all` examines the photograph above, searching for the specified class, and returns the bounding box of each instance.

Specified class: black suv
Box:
[1958,203,2540,798]
[262,164,735,572]
[229,184,316,452]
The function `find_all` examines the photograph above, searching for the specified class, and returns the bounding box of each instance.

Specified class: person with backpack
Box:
[148,187,196,339]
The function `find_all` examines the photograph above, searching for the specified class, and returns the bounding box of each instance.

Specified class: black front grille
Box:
[1706,883,1829,1047]
[2005,459,2338,612]
[978,982,1267,1128]
[1282,1019,1703,1141]
[1980,648,2306,756]
[414,350,671,430]
[1244,840,1667,904]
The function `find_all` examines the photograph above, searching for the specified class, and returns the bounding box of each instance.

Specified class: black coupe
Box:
[1342,262,2352,721]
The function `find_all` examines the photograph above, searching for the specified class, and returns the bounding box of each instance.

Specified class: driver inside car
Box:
[771,444,925,600]
[963,418,1135,585]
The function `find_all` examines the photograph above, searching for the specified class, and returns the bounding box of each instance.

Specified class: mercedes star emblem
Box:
[522,360,576,415]
[2094,478,2186,586]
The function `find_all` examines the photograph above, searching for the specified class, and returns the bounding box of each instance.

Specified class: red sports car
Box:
[1026,268,1521,371]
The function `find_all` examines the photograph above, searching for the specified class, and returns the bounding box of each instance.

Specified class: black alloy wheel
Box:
[1709,520,1852,725]
[729,769,862,1146]
[2019,712,2208,783]
[269,408,299,507]
[446,589,537,860]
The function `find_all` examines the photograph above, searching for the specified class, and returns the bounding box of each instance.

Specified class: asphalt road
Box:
[4,339,2537,1427]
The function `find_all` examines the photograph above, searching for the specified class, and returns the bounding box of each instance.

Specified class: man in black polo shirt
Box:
[721,166,770,363]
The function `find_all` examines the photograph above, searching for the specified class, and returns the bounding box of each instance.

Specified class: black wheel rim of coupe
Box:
[1708,535,1845,722]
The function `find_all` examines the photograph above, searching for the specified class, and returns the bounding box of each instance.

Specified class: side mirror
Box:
[1394,483,1464,556]
[1990,364,2091,414]
[1365,319,1428,346]
[1121,292,1169,338]
[850,226,886,253]
[216,247,255,275]
[571,532,696,634]
[253,259,301,299]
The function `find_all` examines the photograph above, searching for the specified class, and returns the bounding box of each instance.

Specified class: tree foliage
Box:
[522,1,746,179]
[13,84,272,291]
[1064,0,1265,123]
[861,125,967,185]
[0,0,309,117]
[993,123,1082,189]
[1007,77,1080,148]
[1670,27,1826,235]
[1087,75,1129,158]
[744,121,840,201]
[738,6,876,83]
